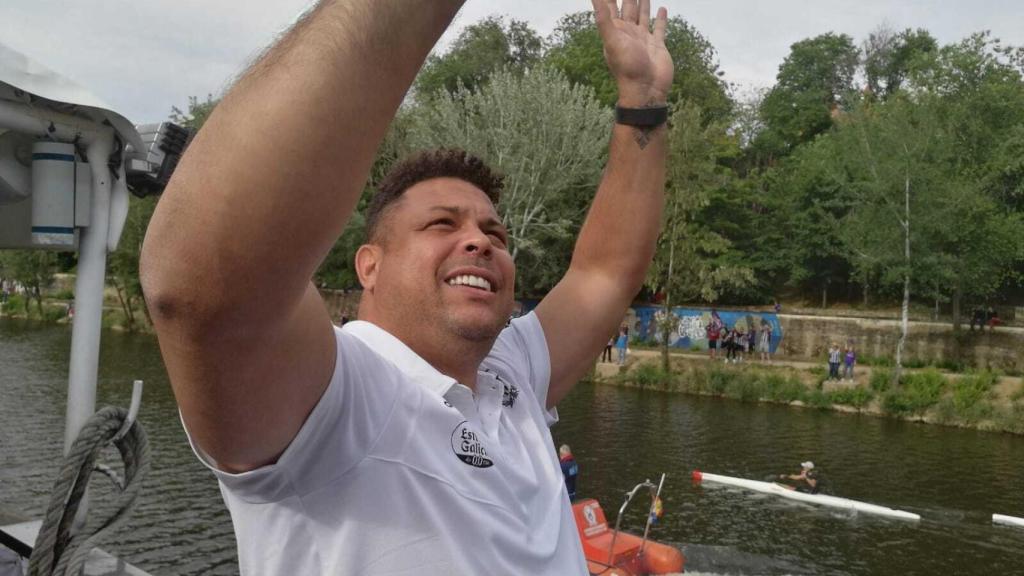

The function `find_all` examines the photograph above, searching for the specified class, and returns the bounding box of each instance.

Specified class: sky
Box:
[1,1,1023,124]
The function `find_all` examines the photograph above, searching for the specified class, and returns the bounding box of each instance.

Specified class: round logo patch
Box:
[451,421,493,468]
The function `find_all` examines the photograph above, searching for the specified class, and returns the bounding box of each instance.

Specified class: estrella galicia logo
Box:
[502,383,519,408]
[451,421,493,468]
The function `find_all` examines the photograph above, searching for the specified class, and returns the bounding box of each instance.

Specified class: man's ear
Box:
[355,244,382,291]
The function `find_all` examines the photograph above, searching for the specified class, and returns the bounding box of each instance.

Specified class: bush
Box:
[763,373,806,403]
[859,355,893,368]
[632,363,669,390]
[3,294,27,314]
[804,389,832,409]
[52,289,74,300]
[707,367,731,395]
[870,368,895,393]
[724,372,762,402]
[882,369,946,415]
[829,386,874,409]
[43,305,66,322]
[951,371,997,412]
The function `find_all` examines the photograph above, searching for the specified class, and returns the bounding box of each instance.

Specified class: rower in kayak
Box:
[777,461,820,494]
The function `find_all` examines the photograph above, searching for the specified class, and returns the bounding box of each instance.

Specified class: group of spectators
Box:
[706,312,774,363]
[970,306,1002,331]
[826,342,857,381]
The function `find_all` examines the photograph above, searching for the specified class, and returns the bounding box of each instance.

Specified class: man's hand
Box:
[592,0,673,106]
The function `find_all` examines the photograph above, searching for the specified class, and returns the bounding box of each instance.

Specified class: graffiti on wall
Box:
[633,307,784,353]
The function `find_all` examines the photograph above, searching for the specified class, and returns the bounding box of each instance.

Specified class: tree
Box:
[414,16,543,100]
[405,67,611,296]
[170,94,218,131]
[108,197,157,330]
[544,12,731,120]
[648,103,752,371]
[863,26,937,100]
[756,33,859,159]
[828,97,952,380]
[0,250,59,315]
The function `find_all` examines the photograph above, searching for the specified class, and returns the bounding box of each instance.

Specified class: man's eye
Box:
[429,219,455,228]
[488,232,507,246]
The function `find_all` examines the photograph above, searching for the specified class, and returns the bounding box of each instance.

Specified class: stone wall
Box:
[777,314,1023,370]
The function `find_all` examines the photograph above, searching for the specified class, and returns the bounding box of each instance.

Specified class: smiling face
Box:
[356,177,516,351]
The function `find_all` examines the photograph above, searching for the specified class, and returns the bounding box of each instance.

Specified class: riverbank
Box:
[597,350,1024,435]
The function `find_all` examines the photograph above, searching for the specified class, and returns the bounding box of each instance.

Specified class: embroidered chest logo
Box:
[450,421,493,468]
[502,383,519,408]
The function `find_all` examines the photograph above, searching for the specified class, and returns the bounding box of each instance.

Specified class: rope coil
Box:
[27,406,150,576]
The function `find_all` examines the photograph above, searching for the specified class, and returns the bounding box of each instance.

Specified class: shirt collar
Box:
[341,320,458,398]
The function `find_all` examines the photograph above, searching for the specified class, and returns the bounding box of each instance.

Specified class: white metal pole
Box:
[63,130,114,454]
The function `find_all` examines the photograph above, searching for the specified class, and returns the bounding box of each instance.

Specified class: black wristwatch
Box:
[615,104,669,128]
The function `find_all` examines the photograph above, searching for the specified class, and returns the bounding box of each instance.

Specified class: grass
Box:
[611,359,1024,435]
[881,369,946,416]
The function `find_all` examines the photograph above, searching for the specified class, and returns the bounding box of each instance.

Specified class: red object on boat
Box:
[573,499,685,575]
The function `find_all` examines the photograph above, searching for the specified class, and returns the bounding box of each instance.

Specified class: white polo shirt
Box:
[187,312,588,575]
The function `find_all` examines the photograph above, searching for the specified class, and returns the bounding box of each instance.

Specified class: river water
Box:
[2,318,1022,575]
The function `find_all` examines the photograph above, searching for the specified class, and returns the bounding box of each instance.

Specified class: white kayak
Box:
[692,470,921,522]
[993,514,1024,528]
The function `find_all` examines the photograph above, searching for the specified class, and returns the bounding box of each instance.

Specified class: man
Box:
[140,0,672,574]
[778,461,820,494]
[559,444,580,501]
[706,312,721,359]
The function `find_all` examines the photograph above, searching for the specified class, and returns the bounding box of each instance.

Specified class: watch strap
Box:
[614,104,669,128]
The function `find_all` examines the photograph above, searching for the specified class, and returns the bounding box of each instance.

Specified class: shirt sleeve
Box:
[182,326,400,503]
[483,312,558,427]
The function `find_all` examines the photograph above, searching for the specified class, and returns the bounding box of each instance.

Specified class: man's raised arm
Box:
[140,0,464,471]
[536,0,672,408]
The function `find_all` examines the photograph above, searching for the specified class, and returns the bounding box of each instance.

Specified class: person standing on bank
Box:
[559,444,580,502]
[828,342,841,380]
[139,1,673,574]
[843,342,856,381]
[616,325,629,366]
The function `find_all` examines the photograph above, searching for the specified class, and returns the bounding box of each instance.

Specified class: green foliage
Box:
[706,367,731,395]
[762,373,806,403]
[755,33,859,157]
[863,27,938,99]
[829,386,874,408]
[415,17,542,99]
[870,368,895,392]
[804,388,833,409]
[2,294,27,315]
[406,66,611,295]
[951,371,997,412]
[170,95,218,132]
[632,362,672,389]
[882,369,946,415]
[0,250,59,314]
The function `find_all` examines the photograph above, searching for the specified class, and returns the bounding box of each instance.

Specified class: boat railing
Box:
[607,473,666,567]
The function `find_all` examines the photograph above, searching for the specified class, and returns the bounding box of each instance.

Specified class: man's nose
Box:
[461,226,492,257]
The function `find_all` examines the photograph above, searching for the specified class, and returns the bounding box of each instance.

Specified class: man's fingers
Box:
[621,0,639,24]
[604,0,619,19]
[639,0,651,30]
[653,7,668,42]
[591,0,614,35]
